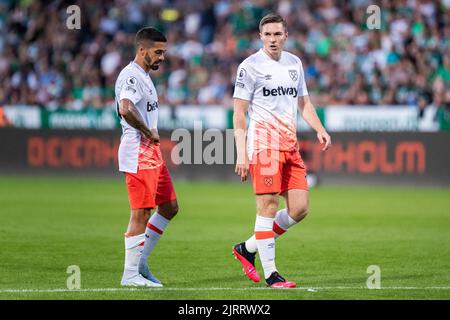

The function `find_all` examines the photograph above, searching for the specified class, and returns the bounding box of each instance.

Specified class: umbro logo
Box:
[264,74,272,80]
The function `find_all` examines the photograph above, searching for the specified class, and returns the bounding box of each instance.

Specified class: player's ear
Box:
[139,43,150,57]
[137,44,144,57]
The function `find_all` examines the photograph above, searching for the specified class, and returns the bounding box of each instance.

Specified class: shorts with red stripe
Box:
[249,149,308,195]
[125,163,177,209]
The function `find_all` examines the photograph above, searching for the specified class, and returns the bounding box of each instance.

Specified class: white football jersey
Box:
[233,49,308,160]
[115,61,162,173]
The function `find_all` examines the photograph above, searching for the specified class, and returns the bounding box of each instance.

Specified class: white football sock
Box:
[140,212,169,261]
[245,208,298,253]
[273,208,298,235]
[254,215,277,279]
[123,233,145,275]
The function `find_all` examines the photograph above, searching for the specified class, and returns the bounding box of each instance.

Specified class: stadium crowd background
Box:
[0,0,450,115]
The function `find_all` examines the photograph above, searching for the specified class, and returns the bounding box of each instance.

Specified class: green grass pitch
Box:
[0,175,449,300]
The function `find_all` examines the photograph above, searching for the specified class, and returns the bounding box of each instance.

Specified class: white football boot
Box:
[121,272,163,287]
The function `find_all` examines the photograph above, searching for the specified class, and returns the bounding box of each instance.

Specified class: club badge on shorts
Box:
[264,177,273,186]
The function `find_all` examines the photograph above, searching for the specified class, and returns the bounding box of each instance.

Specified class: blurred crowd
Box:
[0,0,450,112]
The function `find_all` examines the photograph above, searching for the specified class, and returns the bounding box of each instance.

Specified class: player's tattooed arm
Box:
[119,98,159,143]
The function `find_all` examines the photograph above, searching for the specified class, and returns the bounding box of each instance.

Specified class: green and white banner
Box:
[41,108,119,130]
[1,104,443,132]
[3,105,41,129]
[325,106,419,131]
[159,105,228,130]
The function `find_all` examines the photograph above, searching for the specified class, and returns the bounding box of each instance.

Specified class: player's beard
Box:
[144,53,161,71]
[150,62,160,70]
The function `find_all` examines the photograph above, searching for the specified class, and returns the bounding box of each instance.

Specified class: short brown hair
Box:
[259,13,287,32]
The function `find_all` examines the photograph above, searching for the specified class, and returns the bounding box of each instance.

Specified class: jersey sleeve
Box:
[233,62,256,101]
[298,61,309,97]
[119,75,143,106]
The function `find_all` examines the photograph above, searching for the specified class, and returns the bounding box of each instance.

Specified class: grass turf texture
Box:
[0,176,449,300]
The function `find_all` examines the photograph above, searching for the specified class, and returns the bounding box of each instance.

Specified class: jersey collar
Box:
[131,61,149,77]
[260,48,283,62]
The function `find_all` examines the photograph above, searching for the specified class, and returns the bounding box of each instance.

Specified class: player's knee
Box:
[290,204,309,221]
[257,199,278,216]
[168,203,179,218]
[159,201,179,220]
[132,209,151,224]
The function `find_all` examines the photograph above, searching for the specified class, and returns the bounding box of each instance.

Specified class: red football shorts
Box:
[249,149,308,195]
[125,164,177,209]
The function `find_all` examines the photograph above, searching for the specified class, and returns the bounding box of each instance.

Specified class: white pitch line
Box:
[1,286,450,294]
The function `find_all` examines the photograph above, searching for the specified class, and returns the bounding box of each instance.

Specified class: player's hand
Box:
[235,156,249,182]
[149,129,160,144]
[317,130,331,151]
[144,129,160,144]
